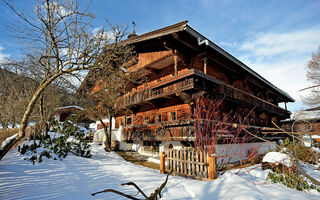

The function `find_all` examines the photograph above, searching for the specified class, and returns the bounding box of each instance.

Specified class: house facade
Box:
[87,21,294,155]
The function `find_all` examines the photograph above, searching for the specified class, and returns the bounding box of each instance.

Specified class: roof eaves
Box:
[124,20,188,45]
[184,25,294,102]
[122,21,294,102]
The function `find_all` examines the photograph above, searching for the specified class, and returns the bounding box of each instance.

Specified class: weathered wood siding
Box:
[116,104,192,129]
[116,104,194,141]
[129,50,172,71]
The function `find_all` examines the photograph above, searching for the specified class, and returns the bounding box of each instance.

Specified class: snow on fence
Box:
[0,128,18,145]
[161,149,217,180]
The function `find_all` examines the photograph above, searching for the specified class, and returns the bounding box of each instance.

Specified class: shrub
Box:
[20,121,91,164]
[282,137,318,164]
[267,170,320,192]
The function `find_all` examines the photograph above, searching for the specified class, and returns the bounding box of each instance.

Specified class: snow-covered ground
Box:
[1,143,320,200]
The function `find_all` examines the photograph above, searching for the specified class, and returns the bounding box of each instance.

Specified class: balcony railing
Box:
[122,120,194,141]
[219,84,289,117]
[120,69,290,118]
[121,70,196,107]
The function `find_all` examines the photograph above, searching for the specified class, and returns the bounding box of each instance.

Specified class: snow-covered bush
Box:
[281,137,318,164]
[262,151,293,169]
[18,121,91,164]
[267,170,320,192]
[263,150,320,192]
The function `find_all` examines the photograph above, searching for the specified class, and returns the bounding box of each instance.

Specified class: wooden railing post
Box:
[208,153,217,180]
[160,152,167,174]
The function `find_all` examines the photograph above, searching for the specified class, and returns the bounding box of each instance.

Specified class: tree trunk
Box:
[18,72,63,138]
[39,94,48,137]
[98,118,110,150]
[108,116,112,148]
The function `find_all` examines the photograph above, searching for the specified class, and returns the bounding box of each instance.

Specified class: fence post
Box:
[160,152,167,174]
[208,153,217,180]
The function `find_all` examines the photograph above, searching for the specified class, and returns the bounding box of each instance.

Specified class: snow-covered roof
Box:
[55,105,84,111]
[290,110,320,121]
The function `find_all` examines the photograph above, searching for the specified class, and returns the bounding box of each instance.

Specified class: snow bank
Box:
[1,143,320,199]
[262,151,292,167]
[1,134,17,150]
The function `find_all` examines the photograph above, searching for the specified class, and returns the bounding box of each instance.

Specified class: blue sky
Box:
[1,0,320,112]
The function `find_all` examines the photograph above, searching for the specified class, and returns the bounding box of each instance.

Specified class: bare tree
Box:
[303,46,320,106]
[0,68,37,128]
[0,67,72,135]
[1,0,116,138]
[80,32,138,149]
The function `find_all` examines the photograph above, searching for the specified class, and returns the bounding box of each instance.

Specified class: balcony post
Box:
[203,57,207,74]
[173,49,178,75]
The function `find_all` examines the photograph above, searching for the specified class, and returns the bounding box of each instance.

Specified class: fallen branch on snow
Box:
[91,170,173,199]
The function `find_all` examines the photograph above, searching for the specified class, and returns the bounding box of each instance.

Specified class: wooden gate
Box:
[161,149,216,180]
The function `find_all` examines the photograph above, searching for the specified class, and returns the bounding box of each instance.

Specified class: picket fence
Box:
[160,149,216,180]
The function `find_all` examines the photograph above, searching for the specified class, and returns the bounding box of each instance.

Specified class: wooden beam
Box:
[203,57,207,74]
[172,33,200,51]
[163,41,178,76]
[145,66,161,74]
[173,49,178,75]
[176,91,192,103]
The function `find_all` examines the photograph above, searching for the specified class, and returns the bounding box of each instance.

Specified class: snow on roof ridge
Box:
[55,105,84,111]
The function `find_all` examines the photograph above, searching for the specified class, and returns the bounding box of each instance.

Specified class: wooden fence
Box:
[160,149,217,180]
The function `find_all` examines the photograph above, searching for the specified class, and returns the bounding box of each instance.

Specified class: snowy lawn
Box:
[1,143,320,200]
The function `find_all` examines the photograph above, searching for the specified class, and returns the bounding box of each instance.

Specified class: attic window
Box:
[126,117,132,126]
[144,117,149,124]
[170,112,176,121]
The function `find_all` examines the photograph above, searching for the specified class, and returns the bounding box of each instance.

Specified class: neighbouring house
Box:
[80,21,294,156]
[282,107,320,147]
[54,106,94,129]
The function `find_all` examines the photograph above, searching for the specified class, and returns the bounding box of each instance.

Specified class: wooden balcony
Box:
[120,69,290,118]
[219,84,289,117]
[122,120,194,141]
[121,119,284,142]
[121,70,197,107]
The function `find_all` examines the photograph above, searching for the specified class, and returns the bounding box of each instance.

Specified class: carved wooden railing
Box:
[122,120,194,141]
[120,69,290,117]
[219,84,289,117]
[121,79,194,107]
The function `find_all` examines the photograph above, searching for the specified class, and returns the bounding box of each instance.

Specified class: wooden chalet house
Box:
[87,21,294,155]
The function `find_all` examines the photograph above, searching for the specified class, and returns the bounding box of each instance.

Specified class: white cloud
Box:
[219,41,238,48]
[239,53,314,112]
[92,27,114,42]
[230,27,320,111]
[247,58,309,100]
[0,44,10,63]
[240,27,320,57]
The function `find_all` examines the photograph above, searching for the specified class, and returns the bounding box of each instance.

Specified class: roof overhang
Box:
[124,21,294,103]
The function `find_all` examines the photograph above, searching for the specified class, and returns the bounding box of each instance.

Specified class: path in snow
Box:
[1,143,320,200]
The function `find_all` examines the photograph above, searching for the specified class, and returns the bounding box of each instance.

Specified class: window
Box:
[156,114,162,123]
[126,117,132,126]
[170,112,176,121]
[144,116,149,124]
